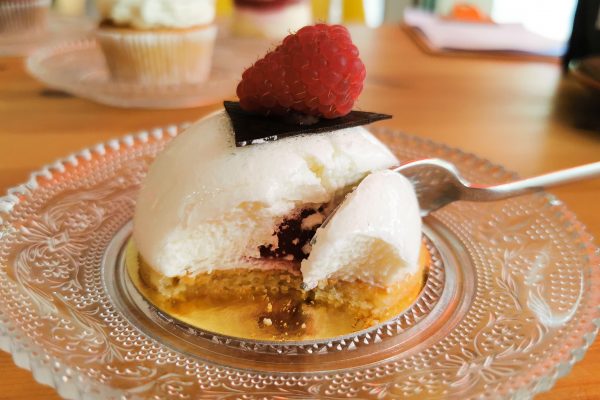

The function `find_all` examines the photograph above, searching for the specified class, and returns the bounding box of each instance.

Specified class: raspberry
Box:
[236,24,366,119]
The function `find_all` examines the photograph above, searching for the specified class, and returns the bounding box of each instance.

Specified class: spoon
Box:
[318,159,600,231]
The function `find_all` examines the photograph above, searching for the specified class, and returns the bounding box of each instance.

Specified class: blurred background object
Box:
[0,0,51,37]
[433,0,492,15]
[230,0,313,39]
[446,3,492,23]
[95,0,218,85]
[409,0,579,46]
[0,0,93,56]
[53,0,86,16]
[215,0,378,26]
[563,0,600,70]
[569,56,600,93]
[403,7,566,59]
[491,0,577,42]
[403,0,580,59]
[562,0,600,95]
[217,0,233,16]
[41,0,585,41]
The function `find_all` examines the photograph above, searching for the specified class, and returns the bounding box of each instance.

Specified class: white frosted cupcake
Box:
[232,0,312,39]
[96,0,217,85]
[0,0,51,37]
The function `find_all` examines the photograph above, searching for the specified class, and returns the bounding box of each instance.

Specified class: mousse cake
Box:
[132,24,427,330]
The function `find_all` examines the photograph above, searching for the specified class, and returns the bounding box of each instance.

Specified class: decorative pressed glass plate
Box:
[0,14,94,57]
[0,125,598,399]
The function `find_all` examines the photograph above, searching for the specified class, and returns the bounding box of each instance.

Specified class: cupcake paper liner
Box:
[0,0,51,36]
[96,25,218,86]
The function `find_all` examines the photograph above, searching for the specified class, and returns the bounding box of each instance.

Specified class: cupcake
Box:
[96,0,218,85]
[0,0,51,37]
[232,0,312,39]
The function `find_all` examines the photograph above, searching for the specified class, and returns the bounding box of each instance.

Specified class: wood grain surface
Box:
[0,25,599,399]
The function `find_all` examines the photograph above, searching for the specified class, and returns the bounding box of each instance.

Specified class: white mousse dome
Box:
[301,170,422,289]
[133,111,398,278]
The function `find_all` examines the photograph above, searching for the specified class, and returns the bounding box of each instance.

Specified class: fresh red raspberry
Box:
[236,24,366,119]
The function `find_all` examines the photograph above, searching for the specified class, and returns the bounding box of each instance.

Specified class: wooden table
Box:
[0,25,599,399]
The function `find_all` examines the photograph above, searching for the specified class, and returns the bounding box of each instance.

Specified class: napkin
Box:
[404,8,566,57]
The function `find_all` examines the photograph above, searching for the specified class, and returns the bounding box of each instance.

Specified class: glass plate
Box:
[0,14,94,57]
[0,125,598,399]
[25,35,271,109]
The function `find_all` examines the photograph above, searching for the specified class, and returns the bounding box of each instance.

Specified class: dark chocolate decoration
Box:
[224,101,392,147]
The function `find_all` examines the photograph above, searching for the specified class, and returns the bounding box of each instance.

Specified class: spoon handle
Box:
[466,161,600,201]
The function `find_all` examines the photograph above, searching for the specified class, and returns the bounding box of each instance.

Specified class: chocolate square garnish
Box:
[224,101,392,147]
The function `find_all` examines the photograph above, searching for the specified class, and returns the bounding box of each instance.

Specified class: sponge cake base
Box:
[128,240,429,340]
